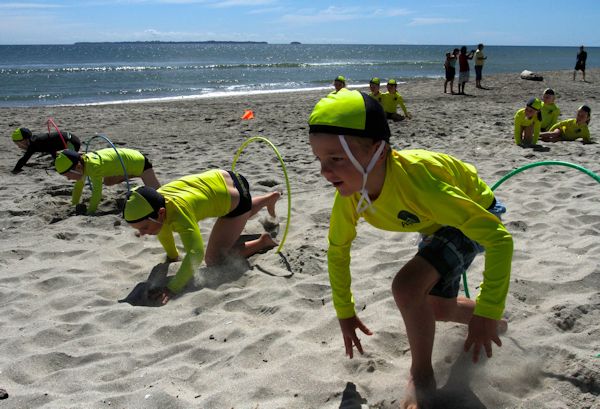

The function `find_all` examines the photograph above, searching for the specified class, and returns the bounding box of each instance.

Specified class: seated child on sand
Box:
[540,88,561,132]
[122,170,280,305]
[55,148,160,215]
[381,79,412,122]
[514,97,542,147]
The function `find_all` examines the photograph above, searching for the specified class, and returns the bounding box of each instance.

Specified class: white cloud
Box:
[409,17,468,26]
[281,6,362,24]
[373,8,412,17]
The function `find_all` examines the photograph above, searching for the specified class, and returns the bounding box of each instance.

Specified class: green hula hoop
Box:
[232,136,291,254]
[462,160,600,299]
[84,134,131,192]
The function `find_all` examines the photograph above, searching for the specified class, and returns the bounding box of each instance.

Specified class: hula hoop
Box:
[84,134,131,193]
[232,136,291,254]
[462,160,600,299]
[47,118,68,149]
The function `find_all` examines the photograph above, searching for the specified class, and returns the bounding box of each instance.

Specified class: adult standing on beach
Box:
[474,44,487,89]
[573,46,587,81]
[458,46,474,95]
[444,49,458,94]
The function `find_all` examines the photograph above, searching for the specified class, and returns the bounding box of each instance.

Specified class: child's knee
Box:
[391,273,415,308]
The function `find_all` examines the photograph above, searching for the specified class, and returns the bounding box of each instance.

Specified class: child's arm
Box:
[86,176,103,214]
[165,220,205,294]
[532,120,541,145]
[581,127,592,144]
[396,94,410,118]
[513,111,523,145]
[71,179,85,206]
[12,148,35,173]
[430,186,513,320]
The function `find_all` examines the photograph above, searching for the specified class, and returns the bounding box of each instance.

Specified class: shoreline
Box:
[1,67,589,109]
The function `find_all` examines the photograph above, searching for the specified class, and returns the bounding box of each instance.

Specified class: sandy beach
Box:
[1,69,599,409]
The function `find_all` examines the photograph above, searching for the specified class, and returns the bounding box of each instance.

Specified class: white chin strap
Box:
[338,135,386,214]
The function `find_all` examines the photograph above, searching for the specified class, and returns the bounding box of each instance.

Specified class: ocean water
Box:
[0,43,596,107]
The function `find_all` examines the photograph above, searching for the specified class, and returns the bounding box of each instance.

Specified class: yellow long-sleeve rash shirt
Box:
[327,149,513,321]
[72,148,146,214]
[381,91,409,116]
[514,108,541,145]
[156,170,232,293]
[549,119,591,143]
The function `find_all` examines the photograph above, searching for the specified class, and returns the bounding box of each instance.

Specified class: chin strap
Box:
[338,135,386,214]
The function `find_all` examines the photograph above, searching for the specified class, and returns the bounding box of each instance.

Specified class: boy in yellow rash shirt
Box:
[541,105,592,144]
[55,148,161,215]
[540,88,561,132]
[122,170,280,305]
[308,90,513,408]
[514,97,542,147]
[381,79,412,121]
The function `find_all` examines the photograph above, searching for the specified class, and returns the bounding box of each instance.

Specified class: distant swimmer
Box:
[55,148,160,215]
[122,170,281,304]
[541,105,592,144]
[10,127,81,174]
[514,97,542,147]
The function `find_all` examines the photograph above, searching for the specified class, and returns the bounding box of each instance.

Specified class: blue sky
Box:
[1,0,599,46]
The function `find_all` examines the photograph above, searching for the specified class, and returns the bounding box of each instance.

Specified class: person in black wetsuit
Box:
[10,127,81,174]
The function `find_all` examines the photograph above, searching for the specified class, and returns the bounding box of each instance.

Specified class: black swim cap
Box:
[308,90,390,142]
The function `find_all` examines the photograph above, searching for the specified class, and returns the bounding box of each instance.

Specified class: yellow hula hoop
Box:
[232,136,291,254]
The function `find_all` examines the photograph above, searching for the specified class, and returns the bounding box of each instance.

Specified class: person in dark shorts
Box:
[308,89,512,408]
[573,45,587,81]
[444,49,458,94]
[10,127,81,173]
[55,148,161,215]
[122,170,281,305]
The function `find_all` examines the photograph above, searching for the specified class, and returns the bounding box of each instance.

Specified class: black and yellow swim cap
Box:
[334,75,346,83]
[55,150,81,174]
[387,79,398,86]
[123,186,165,223]
[309,90,390,142]
[526,97,542,111]
[11,127,32,142]
[370,77,380,85]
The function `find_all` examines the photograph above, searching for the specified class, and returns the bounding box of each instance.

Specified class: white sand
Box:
[0,69,599,409]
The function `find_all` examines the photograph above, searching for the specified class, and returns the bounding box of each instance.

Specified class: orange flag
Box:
[241,109,255,120]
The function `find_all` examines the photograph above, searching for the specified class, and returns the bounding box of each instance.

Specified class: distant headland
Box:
[73,40,268,45]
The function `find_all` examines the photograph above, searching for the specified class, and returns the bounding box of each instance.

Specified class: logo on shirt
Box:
[397,210,420,226]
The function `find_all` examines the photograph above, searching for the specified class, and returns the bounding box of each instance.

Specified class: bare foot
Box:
[266,191,281,218]
[257,233,278,252]
[401,375,436,409]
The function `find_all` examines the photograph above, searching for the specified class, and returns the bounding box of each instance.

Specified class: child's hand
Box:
[338,315,373,359]
[464,315,502,363]
[148,287,175,305]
